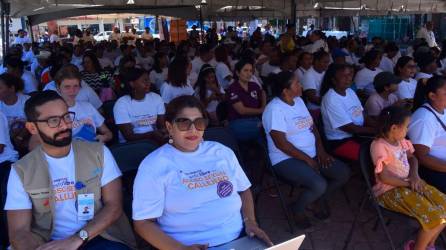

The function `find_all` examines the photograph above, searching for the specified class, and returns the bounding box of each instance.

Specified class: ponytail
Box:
[412,76,446,112]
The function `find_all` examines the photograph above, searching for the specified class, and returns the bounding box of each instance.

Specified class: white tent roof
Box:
[4,0,446,24]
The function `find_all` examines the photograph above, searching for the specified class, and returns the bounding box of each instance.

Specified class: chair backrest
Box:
[359,141,376,190]
[110,141,159,174]
[203,127,242,161]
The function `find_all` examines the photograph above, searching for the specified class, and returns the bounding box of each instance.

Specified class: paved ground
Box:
[254,168,446,250]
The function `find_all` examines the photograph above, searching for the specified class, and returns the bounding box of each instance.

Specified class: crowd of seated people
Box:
[1,23,446,250]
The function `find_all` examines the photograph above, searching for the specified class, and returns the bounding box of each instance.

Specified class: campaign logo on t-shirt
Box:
[52,177,76,202]
[294,116,313,130]
[180,169,229,190]
[135,115,157,127]
[217,180,233,198]
[250,91,258,99]
[349,106,363,118]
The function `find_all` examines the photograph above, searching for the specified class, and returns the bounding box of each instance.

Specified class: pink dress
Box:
[370,138,415,197]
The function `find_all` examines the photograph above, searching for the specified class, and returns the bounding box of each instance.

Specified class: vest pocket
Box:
[28,188,51,213]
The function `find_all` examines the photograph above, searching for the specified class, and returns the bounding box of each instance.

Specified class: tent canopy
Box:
[4,0,446,24]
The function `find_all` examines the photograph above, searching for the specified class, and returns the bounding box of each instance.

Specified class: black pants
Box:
[419,166,446,194]
[0,161,12,249]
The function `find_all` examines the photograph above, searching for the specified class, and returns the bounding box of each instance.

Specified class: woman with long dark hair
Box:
[409,76,446,193]
[81,51,114,99]
[160,56,194,104]
[194,64,225,125]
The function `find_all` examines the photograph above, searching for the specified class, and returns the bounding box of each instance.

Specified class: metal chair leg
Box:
[371,200,396,250]
[343,194,368,250]
[271,174,294,234]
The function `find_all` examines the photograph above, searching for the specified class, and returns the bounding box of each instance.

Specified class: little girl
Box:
[371,105,446,250]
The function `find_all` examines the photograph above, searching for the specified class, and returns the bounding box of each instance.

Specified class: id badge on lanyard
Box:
[77,193,94,221]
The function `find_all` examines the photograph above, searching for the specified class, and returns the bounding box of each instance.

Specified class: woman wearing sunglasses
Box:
[132,95,272,249]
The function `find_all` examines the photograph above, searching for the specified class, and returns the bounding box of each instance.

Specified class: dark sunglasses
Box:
[173,117,209,131]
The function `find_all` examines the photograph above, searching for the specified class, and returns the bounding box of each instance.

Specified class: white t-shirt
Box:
[262,97,316,165]
[132,141,251,247]
[21,71,38,94]
[0,93,29,128]
[98,57,114,69]
[136,55,154,72]
[69,101,105,142]
[397,78,417,99]
[149,68,168,90]
[354,67,383,95]
[342,48,360,65]
[44,81,103,109]
[22,50,35,65]
[215,62,233,90]
[188,72,198,88]
[321,88,364,140]
[71,56,83,70]
[304,39,329,53]
[301,67,325,110]
[191,57,217,75]
[49,34,60,44]
[408,103,446,161]
[13,36,31,45]
[160,82,194,104]
[194,87,225,113]
[5,145,122,240]
[113,93,165,143]
[294,67,308,83]
[379,56,395,73]
[260,62,281,78]
[0,111,18,163]
[415,72,433,81]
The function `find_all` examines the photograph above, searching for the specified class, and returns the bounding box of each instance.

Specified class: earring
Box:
[168,135,173,144]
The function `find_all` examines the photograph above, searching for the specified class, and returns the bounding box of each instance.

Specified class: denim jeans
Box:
[273,158,350,213]
[228,117,262,142]
[83,236,131,250]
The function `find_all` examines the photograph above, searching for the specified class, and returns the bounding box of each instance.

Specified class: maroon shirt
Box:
[227,81,263,121]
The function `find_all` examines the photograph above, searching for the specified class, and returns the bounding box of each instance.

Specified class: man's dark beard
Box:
[38,129,72,147]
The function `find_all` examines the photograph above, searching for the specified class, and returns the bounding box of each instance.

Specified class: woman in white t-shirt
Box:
[0,73,30,151]
[214,45,233,90]
[301,50,330,112]
[194,64,225,126]
[320,64,376,162]
[408,76,446,193]
[55,65,113,143]
[114,67,166,144]
[133,95,272,249]
[414,52,437,81]
[354,49,383,96]
[262,71,350,229]
[294,52,313,83]
[395,56,418,100]
[160,57,194,104]
[149,52,169,91]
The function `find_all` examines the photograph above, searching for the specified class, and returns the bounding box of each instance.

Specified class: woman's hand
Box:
[244,221,274,247]
[317,150,334,169]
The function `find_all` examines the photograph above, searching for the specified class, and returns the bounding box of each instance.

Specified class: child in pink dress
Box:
[371,106,446,250]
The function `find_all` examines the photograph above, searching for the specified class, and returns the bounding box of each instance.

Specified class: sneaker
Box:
[403,240,415,250]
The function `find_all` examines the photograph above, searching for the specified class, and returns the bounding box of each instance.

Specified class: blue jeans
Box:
[273,158,350,213]
[228,117,262,142]
[83,236,131,250]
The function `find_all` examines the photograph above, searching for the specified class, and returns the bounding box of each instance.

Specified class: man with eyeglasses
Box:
[4,91,136,250]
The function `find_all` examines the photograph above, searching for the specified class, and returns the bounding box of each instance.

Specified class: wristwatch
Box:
[78,229,89,245]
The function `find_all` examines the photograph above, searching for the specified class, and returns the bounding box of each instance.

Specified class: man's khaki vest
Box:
[14,140,136,249]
